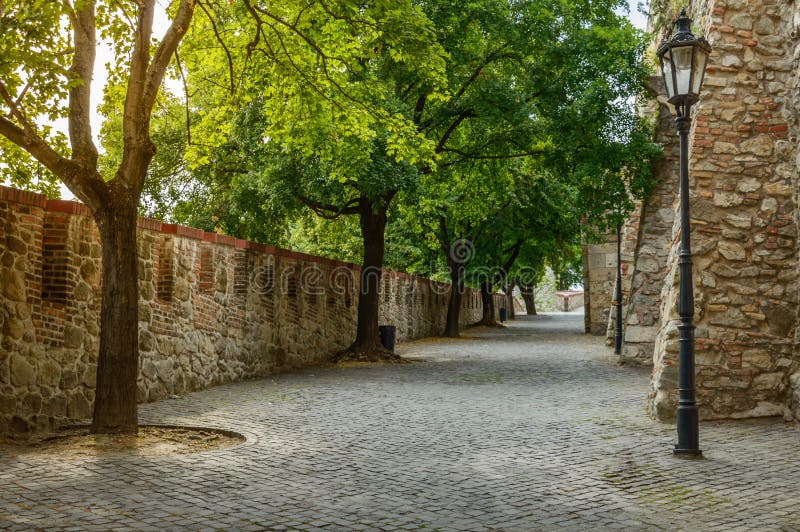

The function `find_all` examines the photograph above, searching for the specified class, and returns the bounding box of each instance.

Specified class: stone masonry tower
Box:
[614,0,800,422]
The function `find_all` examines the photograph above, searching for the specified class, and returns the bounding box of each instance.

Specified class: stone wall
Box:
[616,86,682,365]
[784,0,800,424]
[605,216,640,348]
[0,186,497,436]
[582,234,618,334]
[627,0,800,421]
[586,222,638,342]
[555,290,584,312]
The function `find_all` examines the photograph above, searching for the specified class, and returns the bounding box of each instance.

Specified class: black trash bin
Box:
[379,325,396,352]
[499,308,508,322]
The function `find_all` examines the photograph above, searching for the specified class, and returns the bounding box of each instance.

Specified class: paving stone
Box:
[1,313,799,530]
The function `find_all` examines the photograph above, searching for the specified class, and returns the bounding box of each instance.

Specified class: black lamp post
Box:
[614,224,623,355]
[656,9,711,457]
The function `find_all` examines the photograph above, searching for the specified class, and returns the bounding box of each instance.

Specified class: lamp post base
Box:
[673,447,703,458]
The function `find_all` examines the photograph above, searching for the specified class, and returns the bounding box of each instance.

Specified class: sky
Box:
[28,0,650,201]
[627,0,649,30]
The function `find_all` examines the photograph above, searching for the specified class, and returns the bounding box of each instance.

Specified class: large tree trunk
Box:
[441,222,466,338]
[521,284,537,316]
[342,198,396,360]
[91,195,140,434]
[444,265,463,338]
[0,0,195,436]
[478,281,498,326]
[505,280,516,320]
[556,270,570,291]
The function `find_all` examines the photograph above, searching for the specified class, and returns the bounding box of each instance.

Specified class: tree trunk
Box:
[344,199,395,360]
[557,270,569,291]
[520,284,537,315]
[0,0,195,436]
[478,281,497,326]
[441,224,466,338]
[505,280,516,320]
[91,196,140,434]
[444,265,463,338]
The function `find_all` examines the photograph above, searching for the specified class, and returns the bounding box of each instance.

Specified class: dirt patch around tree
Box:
[0,425,245,457]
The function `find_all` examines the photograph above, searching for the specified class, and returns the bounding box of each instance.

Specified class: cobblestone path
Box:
[2,313,799,531]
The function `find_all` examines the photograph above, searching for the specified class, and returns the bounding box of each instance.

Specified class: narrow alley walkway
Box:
[1,313,799,530]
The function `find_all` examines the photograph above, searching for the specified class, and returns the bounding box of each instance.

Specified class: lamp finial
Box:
[672,8,693,41]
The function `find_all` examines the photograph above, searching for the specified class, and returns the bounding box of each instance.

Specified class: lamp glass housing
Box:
[659,48,675,100]
[672,44,694,96]
[691,45,709,95]
[656,11,711,107]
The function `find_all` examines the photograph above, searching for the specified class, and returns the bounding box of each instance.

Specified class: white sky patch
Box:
[627,0,649,30]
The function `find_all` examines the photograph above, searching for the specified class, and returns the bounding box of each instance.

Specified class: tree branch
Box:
[173,50,192,146]
[0,117,67,177]
[495,239,523,285]
[317,0,377,32]
[66,0,98,168]
[413,93,427,127]
[438,214,453,262]
[252,2,349,64]
[197,0,234,96]
[0,116,109,206]
[12,80,33,111]
[298,195,361,219]
[383,189,397,207]
[121,0,155,155]
[243,0,380,120]
[451,45,514,104]
[0,82,33,133]
[399,79,419,103]
[143,0,196,115]
[439,147,544,162]
[434,109,475,153]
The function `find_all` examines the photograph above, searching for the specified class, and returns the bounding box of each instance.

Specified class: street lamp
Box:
[656,9,711,457]
[614,223,623,355]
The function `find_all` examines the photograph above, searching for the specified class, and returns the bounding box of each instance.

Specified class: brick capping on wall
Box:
[0,185,372,273]
[0,184,502,436]
[555,290,585,313]
[0,186,455,281]
[0,187,48,209]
